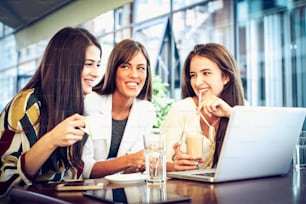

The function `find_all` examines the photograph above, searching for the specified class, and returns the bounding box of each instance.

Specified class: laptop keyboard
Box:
[194,172,215,177]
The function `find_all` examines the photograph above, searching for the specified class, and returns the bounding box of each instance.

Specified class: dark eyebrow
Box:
[189,68,212,73]
[85,59,101,63]
[200,68,213,71]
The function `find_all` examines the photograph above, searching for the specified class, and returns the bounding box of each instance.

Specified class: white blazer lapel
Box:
[100,95,113,152]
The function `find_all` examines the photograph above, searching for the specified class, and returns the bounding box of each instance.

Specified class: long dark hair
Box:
[181,43,245,166]
[22,27,102,171]
[94,39,152,101]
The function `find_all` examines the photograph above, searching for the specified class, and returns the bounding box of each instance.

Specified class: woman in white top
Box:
[161,43,245,172]
[82,39,156,178]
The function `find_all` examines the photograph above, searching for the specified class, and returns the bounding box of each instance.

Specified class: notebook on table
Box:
[166,106,306,183]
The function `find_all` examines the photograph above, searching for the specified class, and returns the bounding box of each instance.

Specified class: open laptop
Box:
[166,106,306,183]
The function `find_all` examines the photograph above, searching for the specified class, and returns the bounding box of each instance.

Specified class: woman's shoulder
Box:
[85,92,108,105]
[135,99,155,110]
[85,91,103,100]
[171,97,195,111]
[6,88,40,126]
[132,99,156,123]
[11,88,38,109]
[15,88,36,98]
[84,92,110,115]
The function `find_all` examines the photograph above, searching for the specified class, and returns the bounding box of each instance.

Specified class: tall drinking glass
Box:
[143,131,166,184]
[184,130,204,162]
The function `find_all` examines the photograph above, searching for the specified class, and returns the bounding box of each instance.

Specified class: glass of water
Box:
[293,131,306,170]
[143,131,166,184]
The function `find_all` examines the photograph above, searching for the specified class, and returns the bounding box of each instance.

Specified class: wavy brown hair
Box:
[181,43,245,166]
[94,39,152,101]
[22,27,102,171]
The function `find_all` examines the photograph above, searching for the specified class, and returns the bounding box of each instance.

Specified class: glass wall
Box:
[236,0,306,108]
[0,0,305,126]
[171,0,234,99]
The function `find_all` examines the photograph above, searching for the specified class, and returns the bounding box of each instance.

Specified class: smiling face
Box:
[81,45,101,95]
[114,51,147,100]
[189,55,229,99]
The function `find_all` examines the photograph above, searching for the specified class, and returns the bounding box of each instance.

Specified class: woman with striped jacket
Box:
[0,27,102,198]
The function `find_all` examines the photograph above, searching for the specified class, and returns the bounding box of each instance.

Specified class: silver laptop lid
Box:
[214,106,306,182]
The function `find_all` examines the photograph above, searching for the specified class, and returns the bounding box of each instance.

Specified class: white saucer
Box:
[105,173,147,184]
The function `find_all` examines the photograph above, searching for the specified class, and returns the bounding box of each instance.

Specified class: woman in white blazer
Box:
[82,39,156,179]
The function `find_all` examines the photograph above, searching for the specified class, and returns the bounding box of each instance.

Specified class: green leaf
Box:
[152,74,174,128]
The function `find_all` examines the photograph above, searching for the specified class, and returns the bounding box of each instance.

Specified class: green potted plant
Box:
[152,75,174,129]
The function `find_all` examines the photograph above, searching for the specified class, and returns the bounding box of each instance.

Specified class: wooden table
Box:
[8,167,306,204]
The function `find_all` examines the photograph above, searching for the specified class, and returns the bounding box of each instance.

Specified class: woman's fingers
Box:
[174,158,199,170]
[173,142,182,155]
[198,95,232,118]
[50,114,88,147]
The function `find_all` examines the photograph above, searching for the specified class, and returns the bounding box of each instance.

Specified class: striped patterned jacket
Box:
[0,88,83,198]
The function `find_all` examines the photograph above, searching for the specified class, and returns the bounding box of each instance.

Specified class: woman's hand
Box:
[124,150,145,173]
[197,95,232,118]
[24,113,86,176]
[171,142,203,171]
[48,113,87,148]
